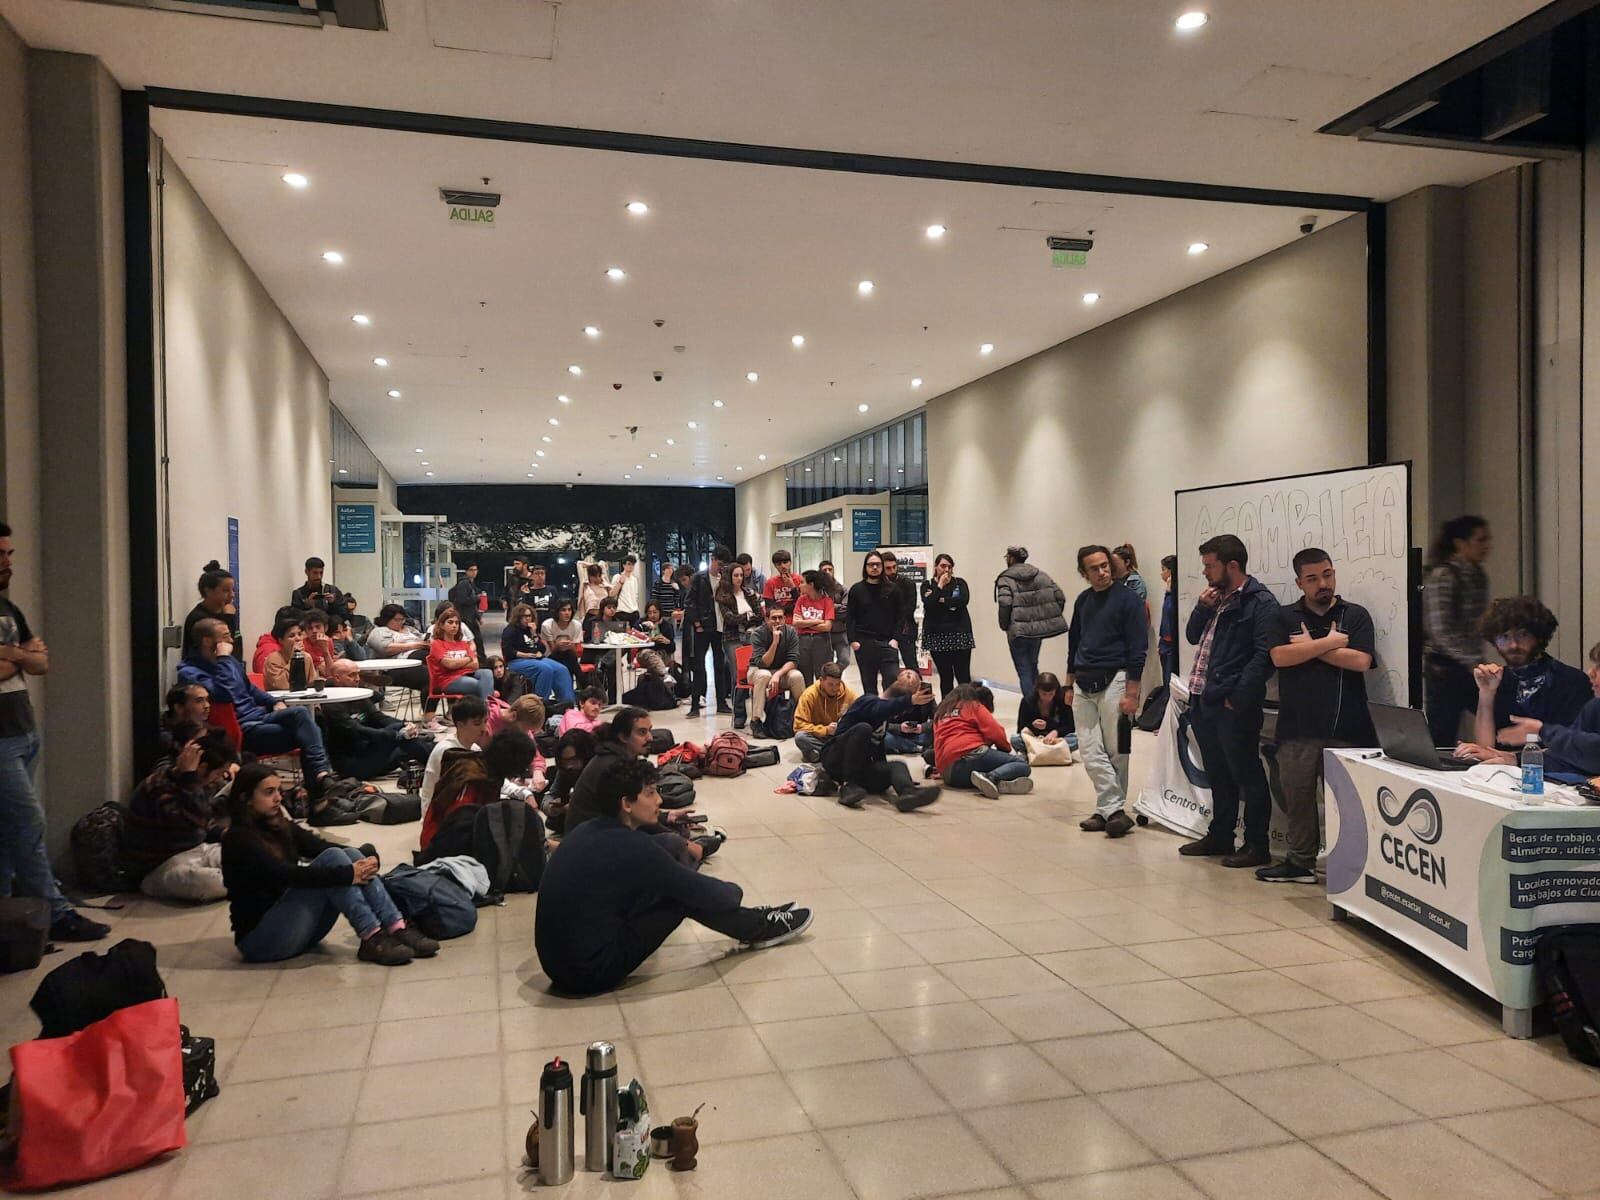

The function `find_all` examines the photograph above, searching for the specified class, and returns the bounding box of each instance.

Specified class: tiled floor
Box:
[14,685,1600,1200]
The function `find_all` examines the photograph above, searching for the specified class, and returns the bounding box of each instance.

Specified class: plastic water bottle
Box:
[1521,733,1544,797]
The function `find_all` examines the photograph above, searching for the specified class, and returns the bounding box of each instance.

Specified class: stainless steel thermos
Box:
[537,1057,574,1186]
[579,1041,619,1173]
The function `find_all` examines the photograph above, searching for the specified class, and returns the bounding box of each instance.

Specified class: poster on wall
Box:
[227,517,240,628]
[336,504,377,554]
[851,508,883,553]
[1173,462,1412,706]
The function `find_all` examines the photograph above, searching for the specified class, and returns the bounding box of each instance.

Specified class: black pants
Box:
[545,898,761,996]
[931,649,972,696]
[684,625,728,709]
[1191,701,1270,850]
[855,638,901,696]
[821,723,914,795]
[898,625,919,671]
[329,731,431,781]
[1425,658,1476,746]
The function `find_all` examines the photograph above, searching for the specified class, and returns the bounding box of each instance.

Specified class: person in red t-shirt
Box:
[790,570,836,684]
[762,550,801,617]
[932,685,1033,798]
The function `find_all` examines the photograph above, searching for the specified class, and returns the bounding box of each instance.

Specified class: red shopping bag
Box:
[3,997,186,1191]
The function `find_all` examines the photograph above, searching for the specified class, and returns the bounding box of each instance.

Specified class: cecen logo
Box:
[1376,786,1442,845]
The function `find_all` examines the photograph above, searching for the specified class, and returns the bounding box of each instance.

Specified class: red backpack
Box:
[703,732,749,778]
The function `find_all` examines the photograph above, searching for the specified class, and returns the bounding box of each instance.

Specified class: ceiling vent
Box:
[440,188,502,208]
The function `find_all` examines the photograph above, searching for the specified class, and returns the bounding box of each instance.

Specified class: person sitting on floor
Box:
[318,658,435,780]
[420,695,490,804]
[420,728,539,855]
[428,606,495,701]
[122,725,239,901]
[490,695,549,797]
[163,682,211,753]
[747,602,804,739]
[502,603,577,703]
[559,687,608,735]
[180,617,344,806]
[933,684,1033,797]
[542,727,595,835]
[220,762,438,966]
[261,613,323,692]
[1012,671,1075,758]
[820,674,942,812]
[794,663,857,762]
[535,758,811,996]
[882,667,936,755]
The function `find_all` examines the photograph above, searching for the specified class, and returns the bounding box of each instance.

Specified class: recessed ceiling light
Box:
[425,471,433,477]
[321,250,343,264]
[898,467,905,473]
[804,466,812,472]
[584,326,601,338]
[527,473,535,478]
[635,464,643,470]
[337,467,348,474]
[713,400,725,408]
[868,477,874,483]
[736,466,744,471]
[758,454,767,461]
[858,403,870,413]
[911,377,923,388]
[649,452,658,458]
[541,435,552,443]
[567,365,582,376]
[387,389,401,399]
[716,475,724,481]
[926,224,947,239]
[536,449,546,457]
[558,394,571,404]
[626,201,649,215]
[352,314,371,326]
[420,461,429,465]
[857,280,875,295]
[548,417,560,426]
[979,342,994,355]
[373,357,388,367]
[281,172,308,189]
[1175,10,1208,31]
[686,421,698,430]
[666,437,676,445]
[531,463,540,468]
[624,474,632,479]
[606,267,627,281]
[414,447,424,453]
[791,334,805,347]
[1083,292,1100,304]
[1187,242,1209,255]
[745,372,759,383]
[833,456,842,462]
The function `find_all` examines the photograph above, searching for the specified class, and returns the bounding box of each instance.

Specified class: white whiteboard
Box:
[1174,463,1411,706]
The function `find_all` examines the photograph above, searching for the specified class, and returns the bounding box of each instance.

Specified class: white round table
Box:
[268,686,372,706]
[353,657,425,673]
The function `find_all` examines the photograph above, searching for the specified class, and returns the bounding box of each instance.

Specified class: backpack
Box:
[704,732,750,777]
[656,767,697,810]
[1537,925,1600,1064]
[471,799,547,895]
[765,694,796,740]
[647,728,678,754]
[70,803,136,896]
[30,939,166,1039]
[359,792,422,825]
[0,899,51,975]
[1136,684,1169,733]
[745,744,780,768]
[381,864,478,939]
[624,677,679,712]
[659,742,702,769]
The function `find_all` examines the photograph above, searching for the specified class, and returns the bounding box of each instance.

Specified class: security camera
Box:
[652,371,663,382]
[1299,215,1318,236]
[653,319,665,328]
[612,382,622,390]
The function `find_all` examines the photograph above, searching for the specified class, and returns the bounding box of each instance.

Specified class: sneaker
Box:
[716,702,733,715]
[423,719,447,735]
[800,746,821,763]
[994,777,1034,795]
[357,932,415,967]
[1256,859,1317,884]
[733,719,747,731]
[1104,810,1135,838]
[837,784,867,809]
[749,721,770,739]
[1222,845,1272,869]
[893,785,941,813]
[49,911,110,943]
[970,772,1000,799]
[687,705,702,718]
[1179,835,1235,857]
[742,906,814,949]
[391,926,440,958]
[694,827,729,859]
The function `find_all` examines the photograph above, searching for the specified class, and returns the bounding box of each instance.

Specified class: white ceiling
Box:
[4,0,1541,201]
[151,108,1360,486]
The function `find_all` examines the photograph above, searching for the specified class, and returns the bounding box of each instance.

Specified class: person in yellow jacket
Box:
[794,663,858,762]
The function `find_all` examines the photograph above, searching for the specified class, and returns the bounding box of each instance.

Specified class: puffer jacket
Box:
[994,563,1068,640]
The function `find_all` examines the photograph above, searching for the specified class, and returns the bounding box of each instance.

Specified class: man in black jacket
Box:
[535,759,811,994]
[289,557,344,614]
[318,659,435,780]
[822,674,940,811]
[682,545,733,718]
[847,550,906,696]
[882,552,920,671]
[1179,534,1279,868]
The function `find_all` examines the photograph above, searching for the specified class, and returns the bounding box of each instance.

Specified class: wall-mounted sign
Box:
[447,205,497,230]
[337,503,377,554]
[851,508,883,553]
[227,516,241,625]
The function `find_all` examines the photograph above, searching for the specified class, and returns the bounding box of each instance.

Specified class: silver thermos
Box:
[538,1057,574,1186]
[579,1040,619,1173]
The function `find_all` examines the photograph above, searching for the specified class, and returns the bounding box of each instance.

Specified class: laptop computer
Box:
[1369,703,1473,772]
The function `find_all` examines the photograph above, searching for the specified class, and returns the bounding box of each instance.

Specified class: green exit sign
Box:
[1052,248,1087,268]
[447,205,497,229]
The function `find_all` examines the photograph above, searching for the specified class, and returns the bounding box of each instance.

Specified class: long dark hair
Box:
[225,763,294,859]
[934,683,987,724]
[1429,515,1488,566]
[1031,672,1066,715]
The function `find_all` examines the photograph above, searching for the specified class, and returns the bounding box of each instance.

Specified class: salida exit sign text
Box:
[447,205,497,229]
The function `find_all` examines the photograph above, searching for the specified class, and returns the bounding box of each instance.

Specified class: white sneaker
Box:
[971,772,1000,799]
[995,777,1034,795]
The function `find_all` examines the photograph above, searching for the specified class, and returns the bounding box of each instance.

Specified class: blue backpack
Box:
[381,865,478,940]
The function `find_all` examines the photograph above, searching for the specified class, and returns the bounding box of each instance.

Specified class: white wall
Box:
[160,149,333,649]
[930,214,1370,684]
[734,463,789,568]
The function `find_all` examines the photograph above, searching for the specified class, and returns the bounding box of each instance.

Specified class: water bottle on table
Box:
[1521,734,1544,797]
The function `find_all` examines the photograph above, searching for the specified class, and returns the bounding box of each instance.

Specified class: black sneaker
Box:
[1222,845,1272,869]
[742,906,814,949]
[838,784,867,809]
[50,911,110,942]
[893,785,940,813]
[358,932,415,967]
[391,926,440,958]
[1105,811,1135,838]
[1256,859,1316,883]
[716,702,733,715]
[694,827,729,859]
[1179,835,1235,857]
[749,721,770,739]
[733,719,747,731]
[1079,813,1108,832]
[687,705,703,718]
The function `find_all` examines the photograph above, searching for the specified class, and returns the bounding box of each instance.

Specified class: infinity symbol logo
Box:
[1376,786,1442,844]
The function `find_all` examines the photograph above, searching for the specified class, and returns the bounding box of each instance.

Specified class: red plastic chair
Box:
[208,702,243,751]
[734,643,754,701]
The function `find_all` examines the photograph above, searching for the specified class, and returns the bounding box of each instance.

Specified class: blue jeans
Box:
[1008,637,1042,697]
[946,747,1031,790]
[508,657,575,702]
[444,670,495,700]
[235,847,402,962]
[883,728,932,755]
[242,706,332,778]
[0,733,69,918]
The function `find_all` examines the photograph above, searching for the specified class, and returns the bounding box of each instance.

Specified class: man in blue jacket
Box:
[1178,534,1278,867]
[179,617,339,798]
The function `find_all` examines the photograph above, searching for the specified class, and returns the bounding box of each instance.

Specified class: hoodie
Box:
[994,563,1068,641]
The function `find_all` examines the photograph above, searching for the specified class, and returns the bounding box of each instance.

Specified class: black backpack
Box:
[1136,684,1170,733]
[70,802,136,895]
[0,899,51,974]
[766,694,795,740]
[624,677,680,712]
[381,865,478,939]
[1537,925,1600,1064]
[31,938,166,1039]
[471,799,547,895]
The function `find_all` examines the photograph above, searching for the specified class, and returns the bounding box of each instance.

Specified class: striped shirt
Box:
[1421,558,1488,667]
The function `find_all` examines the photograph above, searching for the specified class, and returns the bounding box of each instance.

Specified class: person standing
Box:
[0,524,108,941]
[846,551,905,696]
[504,556,535,617]
[1422,515,1492,745]
[1177,534,1279,868]
[920,554,974,696]
[762,550,802,616]
[289,557,343,614]
[683,545,733,718]
[447,564,486,658]
[579,563,610,619]
[183,560,242,659]
[1158,555,1179,685]
[881,552,921,672]
[715,563,762,729]
[994,546,1068,696]
[818,560,851,668]
[651,562,683,654]
[790,570,836,684]
[611,555,643,622]
[1259,549,1377,884]
[1066,547,1147,838]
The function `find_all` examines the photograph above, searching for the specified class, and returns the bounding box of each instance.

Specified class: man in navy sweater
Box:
[535,760,811,994]
[1066,546,1148,838]
[1472,597,1592,745]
